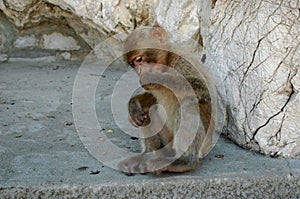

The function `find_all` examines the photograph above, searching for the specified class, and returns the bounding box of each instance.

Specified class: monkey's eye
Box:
[129,56,144,67]
[135,56,143,63]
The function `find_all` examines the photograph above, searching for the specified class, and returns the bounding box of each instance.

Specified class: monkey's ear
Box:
[151,25,168,43]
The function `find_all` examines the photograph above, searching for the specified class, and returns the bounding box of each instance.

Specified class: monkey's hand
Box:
[128,98,149,127]
[128,94,152,127]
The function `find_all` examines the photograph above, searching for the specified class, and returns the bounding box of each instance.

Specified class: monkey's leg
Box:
[146,97,206,174]
[118,131,167,175]
[119,102,171,175]
[145,139,202,175]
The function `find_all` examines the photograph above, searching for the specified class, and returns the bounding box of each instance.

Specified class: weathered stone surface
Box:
[0,53,7,62]
[0,0,200,48]
[42,33,80,51]
[154,0,200,40]
[61,52,71,60]
[0,0,95,60]
[201,0,300,157]
[13,35,37,48]
[0,0,299,158]
[2,0,37,12]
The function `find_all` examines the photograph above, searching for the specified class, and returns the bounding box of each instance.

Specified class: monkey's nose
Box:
[135,65,142,75]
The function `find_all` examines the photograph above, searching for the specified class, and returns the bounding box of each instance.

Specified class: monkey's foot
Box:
[145,157,174,175]
[146,157,198,175]
[118,154,148,176]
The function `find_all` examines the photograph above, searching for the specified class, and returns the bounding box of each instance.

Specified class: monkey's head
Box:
[124,25,171,77]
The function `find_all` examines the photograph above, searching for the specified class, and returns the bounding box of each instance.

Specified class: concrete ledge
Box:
[1,175,299,198]
[0,61,299,198]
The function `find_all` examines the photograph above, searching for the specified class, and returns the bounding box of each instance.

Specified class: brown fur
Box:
[118,26,213,175]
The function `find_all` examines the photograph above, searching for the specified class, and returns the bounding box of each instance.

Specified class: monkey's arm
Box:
[140,72,209,100]
[128,92,157,127]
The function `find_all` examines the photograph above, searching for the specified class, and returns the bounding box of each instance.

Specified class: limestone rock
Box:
[0,0,200,47]
[42,32,80,51]
[0,53,8,62]
[13,35,37,48]
[2,0,37,11]
[200,0,300,157]
[154,0,200,40]
[61,52,71,60]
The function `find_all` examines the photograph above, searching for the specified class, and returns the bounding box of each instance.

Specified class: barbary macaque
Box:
[118,25,216,175]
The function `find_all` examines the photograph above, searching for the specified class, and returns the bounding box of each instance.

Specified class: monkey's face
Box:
[127,49,170,76]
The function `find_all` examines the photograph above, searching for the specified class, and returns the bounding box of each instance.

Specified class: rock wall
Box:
[201,0,300,157]
[0,0,101,61]
[0,0,299,158]
[0,0,201,61]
